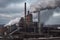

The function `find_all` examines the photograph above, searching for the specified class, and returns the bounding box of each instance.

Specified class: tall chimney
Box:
[25,2,26,20]
[24,2,27,32]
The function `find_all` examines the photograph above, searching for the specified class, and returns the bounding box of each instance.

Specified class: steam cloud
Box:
[30,0,60,12]
[4,18,20,26]
[30,0,60,24]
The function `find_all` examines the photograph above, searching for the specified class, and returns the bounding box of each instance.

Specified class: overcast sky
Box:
[0,0,37,24]
[0,0,60,25]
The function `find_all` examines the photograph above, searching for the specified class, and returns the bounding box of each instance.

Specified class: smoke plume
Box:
[30,0,60,12]
[4,18,20,26]
[30,0,60,24]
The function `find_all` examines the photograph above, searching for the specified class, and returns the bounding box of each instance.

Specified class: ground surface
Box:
[0,37,60,40]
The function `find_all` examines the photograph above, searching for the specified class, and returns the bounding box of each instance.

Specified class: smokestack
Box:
[28,10,30,15]
[24,2,27,32]
[25,2,26,19]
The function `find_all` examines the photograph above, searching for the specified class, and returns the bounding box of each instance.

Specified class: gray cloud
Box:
[0,0,26,8]
[0,0,25,13]
[0,17,11,24]
[44,8,60,25]
[41,9,55,23]
[0,8,23,13]
[45,14,60,25]
[0,0,27,24]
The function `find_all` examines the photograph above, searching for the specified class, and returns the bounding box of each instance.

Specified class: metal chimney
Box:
[25,2,26,20]
[24,2,27,32]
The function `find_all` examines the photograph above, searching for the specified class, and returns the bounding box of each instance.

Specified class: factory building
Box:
[26,13,33,26]
[18,12,38,33]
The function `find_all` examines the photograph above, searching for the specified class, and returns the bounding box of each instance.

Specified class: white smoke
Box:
[30,0,60,24]
[30,0,60,12]
[4,18,20,27]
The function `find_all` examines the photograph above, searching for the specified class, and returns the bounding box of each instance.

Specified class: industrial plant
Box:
[0,1,60,40]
